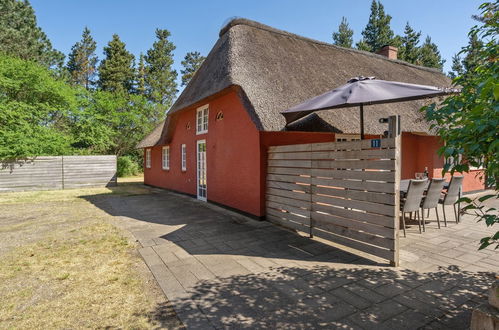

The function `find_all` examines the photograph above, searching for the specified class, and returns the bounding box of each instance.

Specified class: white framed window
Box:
[196,105,209,134]
[181,144,187,171]
[145,149,151,168]
[162,146,170,170]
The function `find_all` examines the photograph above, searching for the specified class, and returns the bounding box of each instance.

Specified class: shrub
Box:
[117,156,140,177]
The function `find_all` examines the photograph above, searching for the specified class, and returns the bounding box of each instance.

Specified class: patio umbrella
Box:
[281,76,458,139]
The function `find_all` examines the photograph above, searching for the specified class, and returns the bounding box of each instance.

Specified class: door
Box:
[196,140,207,201]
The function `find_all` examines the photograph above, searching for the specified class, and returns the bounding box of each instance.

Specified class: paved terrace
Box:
[88,188,498,329]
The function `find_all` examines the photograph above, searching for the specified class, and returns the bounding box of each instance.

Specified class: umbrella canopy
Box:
[281,77,458,138]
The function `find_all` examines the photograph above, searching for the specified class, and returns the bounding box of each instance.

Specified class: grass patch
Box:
[0,185,182,329]
[0,180,149,205]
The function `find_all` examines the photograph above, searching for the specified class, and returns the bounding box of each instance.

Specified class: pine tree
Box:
[462,33,483,74]
[98,34,135,94]
[145,29,178,109]
[417,36,445,71]
[448,54,464,79]
[0,0,64,68]
[66,27,98,89]
[398,22,421,64]
[332,17,354,48]
[356,0,395,52]
[180,51,206,87]
[136,53,147,95]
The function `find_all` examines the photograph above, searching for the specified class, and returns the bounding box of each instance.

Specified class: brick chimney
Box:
[376,45,398,60]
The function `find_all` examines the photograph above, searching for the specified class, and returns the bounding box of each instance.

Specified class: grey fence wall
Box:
[0,155,117,192]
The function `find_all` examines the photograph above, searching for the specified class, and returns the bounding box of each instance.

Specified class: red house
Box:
[137,19,484,218]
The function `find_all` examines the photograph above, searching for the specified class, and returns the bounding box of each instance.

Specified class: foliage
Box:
[448,54,464,79]
[332,17,354,48]
[0,0,64,68]
[180,51,206,87]
[450,33,485,78]
[67,27,98,89]
[98,34,135,94]
[117,156,141,177]
[0,54,76,160]
[71,90,157,157]
[398,22,421,64]
[145,28,177,118]
[356,0,395,52]
[136,53,147,95]
[417,36,445,70]
[422,2,498,249]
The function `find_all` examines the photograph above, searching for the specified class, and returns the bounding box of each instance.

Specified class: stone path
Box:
[89,189,498,329]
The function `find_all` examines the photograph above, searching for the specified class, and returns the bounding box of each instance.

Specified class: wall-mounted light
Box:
[216,111,224,121]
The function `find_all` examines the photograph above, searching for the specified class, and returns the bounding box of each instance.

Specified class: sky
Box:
[31,0,483,90]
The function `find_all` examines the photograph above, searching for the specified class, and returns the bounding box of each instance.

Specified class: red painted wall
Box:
[401,132,485,192]
[144,90,262,216]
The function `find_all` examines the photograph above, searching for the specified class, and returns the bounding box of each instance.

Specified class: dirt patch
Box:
[0,183,183,329]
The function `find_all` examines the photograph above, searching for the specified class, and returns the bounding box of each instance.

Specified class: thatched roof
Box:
[139,18,451,147]
[136,120,165,148]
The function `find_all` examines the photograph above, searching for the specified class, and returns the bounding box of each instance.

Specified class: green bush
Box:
[117,156,140,177]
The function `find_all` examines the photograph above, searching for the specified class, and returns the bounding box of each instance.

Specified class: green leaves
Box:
[0,55,76,160]
[332,17,354,48]
[181,51,206,87]
[98,35,135,94]
[422,2,499,250]
[0,0,64,69]
[356,0,395,52]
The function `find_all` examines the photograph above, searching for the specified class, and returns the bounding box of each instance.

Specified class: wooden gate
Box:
[266,137,400,266]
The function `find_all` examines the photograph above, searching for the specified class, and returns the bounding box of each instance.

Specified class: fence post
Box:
[61,155,65,190]
[389,115,401,266]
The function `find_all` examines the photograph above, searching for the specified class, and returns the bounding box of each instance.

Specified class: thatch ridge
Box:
[219,18,443,75]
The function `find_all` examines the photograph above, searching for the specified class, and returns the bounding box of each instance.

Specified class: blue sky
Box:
[31,0,482,89]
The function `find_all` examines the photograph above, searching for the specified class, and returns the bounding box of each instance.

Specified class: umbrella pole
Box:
[360,104,365,140]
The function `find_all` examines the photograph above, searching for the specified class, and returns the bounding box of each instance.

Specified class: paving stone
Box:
[182,257,216,281]
[343,283,386,303]
[375,281,412,298]
[349,299,408,329]
[330,287,372,310]
[379,309,433,329]
[149,263,187,299]
[206,260,251,278]
[232,256,266,273]
[394,290,446,318]
[138,246,164,267]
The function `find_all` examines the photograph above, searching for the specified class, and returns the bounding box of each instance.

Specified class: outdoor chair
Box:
[439,176,464,226]
[400,179,428,237]
[421,178,446,229]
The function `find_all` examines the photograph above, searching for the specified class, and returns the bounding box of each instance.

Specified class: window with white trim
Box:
[181,144,186,171]
[145,149,151,168]
[162,146,170,170]
[196,105,209,134]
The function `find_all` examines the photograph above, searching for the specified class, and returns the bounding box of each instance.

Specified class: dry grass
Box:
[0,182,149,205]
[0,183,182,329]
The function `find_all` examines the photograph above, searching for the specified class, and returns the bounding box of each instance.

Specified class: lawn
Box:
[0,181,183,329]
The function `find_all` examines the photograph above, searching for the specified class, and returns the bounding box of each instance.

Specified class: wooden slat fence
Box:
[0,155,117,192]
[266,138,400,266]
